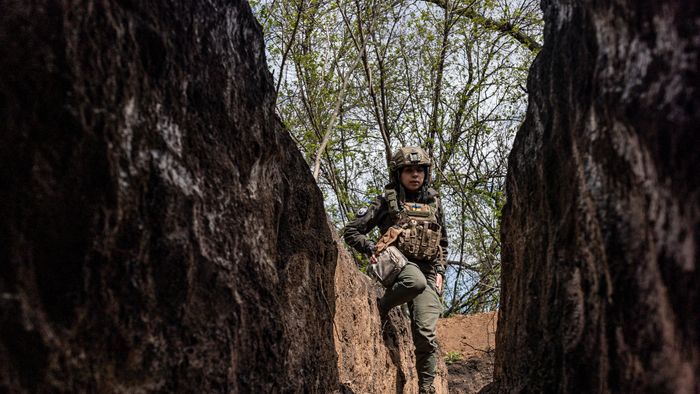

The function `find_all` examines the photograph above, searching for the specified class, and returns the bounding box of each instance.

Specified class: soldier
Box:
[343,146,448,394]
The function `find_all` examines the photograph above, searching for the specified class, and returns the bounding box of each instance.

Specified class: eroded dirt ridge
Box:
[0,1,343,391]
[0,1,435,392]
[493,1,699,392]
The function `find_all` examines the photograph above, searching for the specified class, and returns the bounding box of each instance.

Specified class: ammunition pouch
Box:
[394,201,442,262]
[374,197,442,271]
[397,220,441,261]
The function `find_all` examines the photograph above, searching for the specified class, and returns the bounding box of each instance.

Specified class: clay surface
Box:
[438,312,497,393]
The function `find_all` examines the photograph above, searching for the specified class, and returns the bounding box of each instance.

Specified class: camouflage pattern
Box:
[389,146,431,173]
[396,202,442,262]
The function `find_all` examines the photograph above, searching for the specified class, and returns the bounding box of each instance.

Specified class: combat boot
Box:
[418,384,436,394]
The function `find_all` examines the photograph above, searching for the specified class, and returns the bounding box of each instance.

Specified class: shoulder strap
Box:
[384,187,401,219]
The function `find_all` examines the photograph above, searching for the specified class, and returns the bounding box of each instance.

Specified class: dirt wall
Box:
[494,0,699,392]
[0,1,340,391]
[0,1,448,392]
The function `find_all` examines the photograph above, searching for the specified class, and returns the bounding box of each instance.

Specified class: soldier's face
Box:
[400,166,425,191]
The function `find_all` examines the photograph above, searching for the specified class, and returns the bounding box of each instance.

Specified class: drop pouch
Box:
[368,245,408,288]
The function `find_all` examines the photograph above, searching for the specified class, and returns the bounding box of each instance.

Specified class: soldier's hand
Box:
[435,274,444,296]
[367,242,377,264]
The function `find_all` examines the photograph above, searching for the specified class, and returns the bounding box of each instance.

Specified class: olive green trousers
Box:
[380,262,442,390]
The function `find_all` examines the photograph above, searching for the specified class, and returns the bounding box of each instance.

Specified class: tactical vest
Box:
[382,188,442,262]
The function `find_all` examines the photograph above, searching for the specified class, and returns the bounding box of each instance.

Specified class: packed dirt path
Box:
[437,312,497,393]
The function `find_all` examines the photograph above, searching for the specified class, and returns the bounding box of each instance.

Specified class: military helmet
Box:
[389,146,431,173]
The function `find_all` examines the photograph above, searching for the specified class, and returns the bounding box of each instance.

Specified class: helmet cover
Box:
[389,146,431,173]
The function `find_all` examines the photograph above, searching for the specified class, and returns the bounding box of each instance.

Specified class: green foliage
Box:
[444,351,464,365]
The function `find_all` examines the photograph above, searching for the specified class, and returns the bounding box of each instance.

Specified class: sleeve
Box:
[342,196,384,255]
[436,202,448,276]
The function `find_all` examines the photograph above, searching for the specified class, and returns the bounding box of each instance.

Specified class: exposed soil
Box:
[437,312,497,393]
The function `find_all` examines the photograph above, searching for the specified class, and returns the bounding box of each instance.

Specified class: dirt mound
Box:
[445,354,494,394]
[438,312,497,359]
[437,312,497,393]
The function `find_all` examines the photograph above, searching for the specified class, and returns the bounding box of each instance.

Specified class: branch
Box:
[342,0,392,165]
[312,58,360,179]
[423,0,542,52]
[426,2,454,157]
[275,0,305,98]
